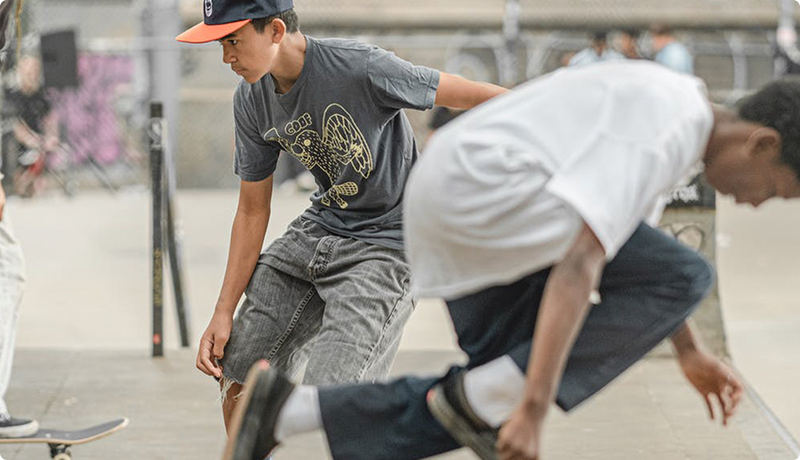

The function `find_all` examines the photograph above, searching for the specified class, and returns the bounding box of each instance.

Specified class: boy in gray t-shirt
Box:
[177,0,505,432]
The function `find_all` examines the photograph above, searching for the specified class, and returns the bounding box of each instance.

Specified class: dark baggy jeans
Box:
[318,223,714,460]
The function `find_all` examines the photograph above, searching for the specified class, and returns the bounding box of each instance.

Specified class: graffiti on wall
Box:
[47,54,138,165]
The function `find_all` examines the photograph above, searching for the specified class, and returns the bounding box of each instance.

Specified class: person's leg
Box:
[435,224,712,423]
[0,215,25,417]
[218,259,324,434]
[302,236,415,384]
[415,223,713,460]
[0,215,37,437]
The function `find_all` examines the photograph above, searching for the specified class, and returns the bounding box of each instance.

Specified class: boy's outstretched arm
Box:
[434,72,507,110]
[497,223,605,460]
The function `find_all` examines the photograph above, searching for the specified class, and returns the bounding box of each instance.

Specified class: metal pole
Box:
[144,0,182,152]
[165,139,191,348]
[779,0,797,33]
[150,101,165,357]
[500,0,521,87]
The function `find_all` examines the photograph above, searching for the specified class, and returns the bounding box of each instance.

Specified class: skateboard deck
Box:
[0,418,128,459]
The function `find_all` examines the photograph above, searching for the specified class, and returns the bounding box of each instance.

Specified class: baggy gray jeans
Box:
[220,217,415,386]
[0,214,25,416]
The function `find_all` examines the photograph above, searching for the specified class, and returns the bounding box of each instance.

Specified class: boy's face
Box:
[219,22,278,84]
[705,133,800,207]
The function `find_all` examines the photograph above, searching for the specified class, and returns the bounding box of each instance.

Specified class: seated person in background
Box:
[616,29,643,60]
[568,30,625,67]
[3,55,60,196]
[650,24,694,75]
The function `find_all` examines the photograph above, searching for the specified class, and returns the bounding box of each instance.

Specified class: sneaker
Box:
[427,371,499,460]
[0,414,39,438]
[223,360,295,460]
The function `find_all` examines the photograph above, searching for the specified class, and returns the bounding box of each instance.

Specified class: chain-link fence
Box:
[0,0,149,196]
[2,0,799,192]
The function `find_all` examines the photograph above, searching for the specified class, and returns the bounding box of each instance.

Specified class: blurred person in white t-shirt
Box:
[224,61,800,460]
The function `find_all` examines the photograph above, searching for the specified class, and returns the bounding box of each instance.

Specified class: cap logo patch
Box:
[204,0,213,18]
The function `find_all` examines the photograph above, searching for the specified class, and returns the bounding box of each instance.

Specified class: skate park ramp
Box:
[717,194,800,448]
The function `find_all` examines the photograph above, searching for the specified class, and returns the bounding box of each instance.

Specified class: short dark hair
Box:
[252,9,299,34]
[650,24,673,37]
[621,28,641,39]
[738,77,800,179]
[591,30,609,43]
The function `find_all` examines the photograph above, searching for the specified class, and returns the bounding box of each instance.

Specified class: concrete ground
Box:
[1,350,795,460]
[1,188,799,459]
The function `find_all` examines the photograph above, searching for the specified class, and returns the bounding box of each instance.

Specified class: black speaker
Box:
[41,30,79,89]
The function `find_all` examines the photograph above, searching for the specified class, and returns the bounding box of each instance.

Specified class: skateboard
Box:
[0,418,128,460]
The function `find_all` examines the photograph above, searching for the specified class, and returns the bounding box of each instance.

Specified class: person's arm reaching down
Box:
[497,223,606,460]
[196,176,274,379]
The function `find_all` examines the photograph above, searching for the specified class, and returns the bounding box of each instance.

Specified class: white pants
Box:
[0,214,25,416]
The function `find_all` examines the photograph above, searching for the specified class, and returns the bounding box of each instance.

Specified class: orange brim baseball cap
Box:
[176,19,250,43]
[176,0,293,44]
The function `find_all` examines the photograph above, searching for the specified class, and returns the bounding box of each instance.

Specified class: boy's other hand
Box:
[678,349,744,426]
[497,402,546,460]
[196,311,234,379]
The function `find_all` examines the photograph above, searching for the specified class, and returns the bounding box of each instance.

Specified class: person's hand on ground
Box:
[497,402,546,460]
[678,348,744,426]
[196,311,233,379]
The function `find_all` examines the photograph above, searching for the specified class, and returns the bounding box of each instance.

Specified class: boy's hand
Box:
[497,402,546,460]
[196,311,233,379]
[678,349,744,426]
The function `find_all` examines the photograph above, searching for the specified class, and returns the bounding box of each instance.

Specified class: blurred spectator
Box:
[616,29,643,60]
[650,24,694,74]
[568,31,625,67]
[2,55,61,196]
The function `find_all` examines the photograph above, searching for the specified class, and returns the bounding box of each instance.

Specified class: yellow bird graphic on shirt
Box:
[266,103,373,209]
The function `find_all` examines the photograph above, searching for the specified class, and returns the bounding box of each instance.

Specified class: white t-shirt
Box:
[404,61,714,299]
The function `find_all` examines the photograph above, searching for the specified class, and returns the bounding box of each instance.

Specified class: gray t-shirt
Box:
[233,36,440,250]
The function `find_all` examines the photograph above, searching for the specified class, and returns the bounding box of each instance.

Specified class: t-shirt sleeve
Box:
[232,84,280,182]
[367,46,440,111]
[545,135,668,259]
[545,108,710,259]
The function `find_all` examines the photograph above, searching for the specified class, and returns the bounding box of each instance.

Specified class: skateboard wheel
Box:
[53,453,71,460]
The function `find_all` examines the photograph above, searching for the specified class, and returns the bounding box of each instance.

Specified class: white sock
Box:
[462,355,526,428]
[274,385,323,442]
